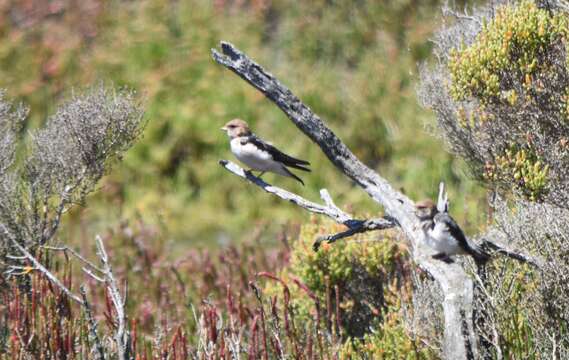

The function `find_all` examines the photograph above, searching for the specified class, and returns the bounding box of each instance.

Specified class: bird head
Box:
[415,199,437,221]
[221,119,252,139]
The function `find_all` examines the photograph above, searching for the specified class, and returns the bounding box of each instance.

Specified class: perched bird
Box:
[221,119,310,185]
[415,199,489,264]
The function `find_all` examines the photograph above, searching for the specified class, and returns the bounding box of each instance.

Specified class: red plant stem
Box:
[181,328,188,360]
[325,277,332,334]
[219,329,226,359]
[315,303,324,360]
[334,285,341,338]
[249,315,259,360]
[259,308,269,360]
[131,319,137,356]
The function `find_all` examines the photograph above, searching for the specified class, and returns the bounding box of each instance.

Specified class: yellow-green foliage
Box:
[263,220,432,357]
[485,260,539,359]
[484,144,549,201]
[289,222,406,293]
[340,314,432,360]
[449,0,568,101]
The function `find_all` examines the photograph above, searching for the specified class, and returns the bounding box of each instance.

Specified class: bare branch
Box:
[42,244,105,273]
[213,41,479,358]
[219,160,396,248]
[313,218,397,251]
[3,228,83,305]
[82,267,106,283]
[95,235,131,360]
[480,240,542,269]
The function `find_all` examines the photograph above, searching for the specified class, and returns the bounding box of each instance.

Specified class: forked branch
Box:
[219,160,396,248]
[213,41,478,359]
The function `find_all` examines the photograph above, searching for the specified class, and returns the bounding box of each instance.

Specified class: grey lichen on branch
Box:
[213,41,479,359]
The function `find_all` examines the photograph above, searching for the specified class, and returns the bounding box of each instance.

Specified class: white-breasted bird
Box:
[221,119,311,185]
[415,199,489,264]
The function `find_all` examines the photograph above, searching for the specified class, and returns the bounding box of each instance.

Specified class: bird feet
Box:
[432,252,454,264]
[246,169,265,178]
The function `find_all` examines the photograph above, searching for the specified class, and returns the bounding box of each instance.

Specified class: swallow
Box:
[221,119,310,185]
[415,199,490,264]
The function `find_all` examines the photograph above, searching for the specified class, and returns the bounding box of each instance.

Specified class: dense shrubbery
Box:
[421,0,569,205]
[1,217,435,359]
[420,0,569,357]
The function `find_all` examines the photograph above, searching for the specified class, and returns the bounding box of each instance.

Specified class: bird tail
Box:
[468,241,491,264]
[287,163,311,172]
[281,166,305,185]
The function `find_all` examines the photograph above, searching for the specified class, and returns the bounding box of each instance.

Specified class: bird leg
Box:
[245,169,266,178]
[432,252,454,264]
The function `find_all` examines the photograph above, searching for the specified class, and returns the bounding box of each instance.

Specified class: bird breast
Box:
[230,138,277,172]
[428,222,464,255]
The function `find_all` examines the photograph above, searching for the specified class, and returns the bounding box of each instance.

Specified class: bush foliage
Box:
[421,0,569,205]
[420,0,569,357]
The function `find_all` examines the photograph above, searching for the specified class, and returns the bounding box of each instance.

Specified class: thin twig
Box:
[95,235,131,360]
[42,244,105,273]
[80,286,106,360]
[4,230,83,305]
[480,240,542,268]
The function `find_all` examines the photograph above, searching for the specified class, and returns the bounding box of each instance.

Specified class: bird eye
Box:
[228,125,235,129]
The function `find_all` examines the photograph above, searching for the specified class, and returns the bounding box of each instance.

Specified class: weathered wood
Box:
[219,160,395,243]
[213,41,478,359]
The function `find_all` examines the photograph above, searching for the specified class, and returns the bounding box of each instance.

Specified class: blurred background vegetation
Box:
[0,0,486,248]
[5,1,568,358]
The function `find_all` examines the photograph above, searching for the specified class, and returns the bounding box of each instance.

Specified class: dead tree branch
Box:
[219,160,396,247]
[213,41,479,359]
[480,239,542,268]
[3,229,83,304]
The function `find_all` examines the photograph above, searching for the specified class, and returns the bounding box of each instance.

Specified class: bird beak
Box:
[220,127,227,131]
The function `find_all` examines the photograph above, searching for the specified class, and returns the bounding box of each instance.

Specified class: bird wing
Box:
[245,135,311,171]
[433,213,489,262]
[434,213,467,245]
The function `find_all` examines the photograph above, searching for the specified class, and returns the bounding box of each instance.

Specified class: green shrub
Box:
[449,0,568,102]
[484,144,549,201]
[262,220,433,357]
